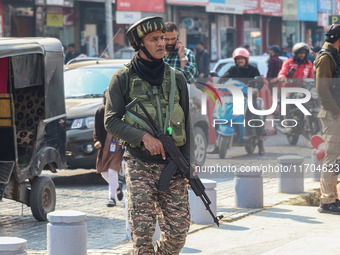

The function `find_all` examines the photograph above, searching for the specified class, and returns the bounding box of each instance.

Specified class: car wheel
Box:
[194,127,207,166]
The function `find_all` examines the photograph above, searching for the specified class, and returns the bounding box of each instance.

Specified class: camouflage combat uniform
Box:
[105,17,193,254]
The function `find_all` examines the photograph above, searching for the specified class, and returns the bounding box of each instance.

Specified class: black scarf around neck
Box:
[131,53,165,86]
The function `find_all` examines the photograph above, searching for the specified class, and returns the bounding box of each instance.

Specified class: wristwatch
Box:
[180,56,188,62]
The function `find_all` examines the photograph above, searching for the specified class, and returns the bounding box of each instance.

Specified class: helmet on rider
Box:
[292,42,309,56]
[233,47,250,65]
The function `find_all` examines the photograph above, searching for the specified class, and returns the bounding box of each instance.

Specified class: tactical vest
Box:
[123,63,186,147]
[315,48,340,108]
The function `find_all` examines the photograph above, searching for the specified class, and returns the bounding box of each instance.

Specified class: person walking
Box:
[164,22,197,84]
[94,90,123,207]
[267,45,283,79]
[104,16,193,254]
[315,24,340,214]
[64,43,80,64]
[195,41,210,78]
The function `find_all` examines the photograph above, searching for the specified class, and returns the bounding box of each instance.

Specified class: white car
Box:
[212,55,288,78]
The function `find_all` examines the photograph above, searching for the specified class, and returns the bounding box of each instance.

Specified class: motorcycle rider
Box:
[219,47,265,155]
[278,42,314,84]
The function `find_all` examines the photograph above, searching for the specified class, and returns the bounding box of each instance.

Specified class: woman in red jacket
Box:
[278,42,313,85]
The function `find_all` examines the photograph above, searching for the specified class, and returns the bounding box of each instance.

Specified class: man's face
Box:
[297,52,306,60]
[164,30,178,52]
[268,49,275,57]
[68,46,75,54]
[141,30,165,60]
[236,57,246,67]
[196,44,203,52]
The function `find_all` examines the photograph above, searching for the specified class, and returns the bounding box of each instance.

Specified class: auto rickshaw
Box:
[0,38,66,221]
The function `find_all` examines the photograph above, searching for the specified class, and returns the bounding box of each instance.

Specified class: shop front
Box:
[38,0,75,48]
[205,0,241,60]
[3,0,35,37]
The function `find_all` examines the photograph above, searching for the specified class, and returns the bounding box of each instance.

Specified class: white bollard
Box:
[0,237,27,255]
[277,155,304,193]
[125,198,161,242]
[234,169,263,208]
[47,210,87,255]
[189,179,217,224]
[311,149,322,182]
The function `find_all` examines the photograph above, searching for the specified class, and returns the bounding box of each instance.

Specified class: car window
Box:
[64,67,120,98]
[215,61,258,77]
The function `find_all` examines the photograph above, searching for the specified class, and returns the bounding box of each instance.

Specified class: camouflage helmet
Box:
[126,16,166,51]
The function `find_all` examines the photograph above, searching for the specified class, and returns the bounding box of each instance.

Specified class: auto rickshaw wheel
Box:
[30,176,56,221]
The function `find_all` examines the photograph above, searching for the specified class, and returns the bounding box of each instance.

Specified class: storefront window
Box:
[282,21,299,50]
[243,15,261,55]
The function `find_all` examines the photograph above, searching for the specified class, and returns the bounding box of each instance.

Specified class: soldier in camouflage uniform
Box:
[104,16,193,254]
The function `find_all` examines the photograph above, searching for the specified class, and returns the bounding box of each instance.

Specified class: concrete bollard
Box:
[277,155,304,193]
[234,169,263,208]
[311,149,322,182]
[0,237,27,255]
[189,179,217,224]
[47,210,87,255]
[125,199,161,242]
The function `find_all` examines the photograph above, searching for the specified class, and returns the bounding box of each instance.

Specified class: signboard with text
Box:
[329,15,340,25]
[166,0,209,6]
[318,0,332,13]
[243,0,282,16]
[297,0,317,21]
[206,0,243,14]
[116,0,164,12]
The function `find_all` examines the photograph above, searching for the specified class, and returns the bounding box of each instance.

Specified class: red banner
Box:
[116,0,164,13]
[243,0,261,14]
[337,0,340,14]
[244,0,283,16]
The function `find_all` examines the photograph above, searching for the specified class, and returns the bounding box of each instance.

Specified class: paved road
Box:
[0,133,319,254]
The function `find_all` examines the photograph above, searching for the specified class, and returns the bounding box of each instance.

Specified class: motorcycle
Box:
[213,77,265,159]
[272,69,321,146]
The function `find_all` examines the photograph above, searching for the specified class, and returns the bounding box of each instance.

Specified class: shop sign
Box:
[35,0,45,4]
[244,0,282,16]
[283,0,297,20]
[318,0,332,13]
[116,11,142,24]
[116,0,164,12]
[297,0,317,21]
[206,0,243,14]
[336,0,340,15]
[243,0,261,14]
[260,0,282,17]
[329,15,340,24]
[47,13,63,27]
[63,8,74,27]
[46,0,64,5]
[317,13,328,27]
[166,0,209,6]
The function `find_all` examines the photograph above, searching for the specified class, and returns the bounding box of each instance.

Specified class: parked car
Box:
[64,59,209,169]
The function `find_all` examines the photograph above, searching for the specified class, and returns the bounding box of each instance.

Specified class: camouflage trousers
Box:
[125,158,190,255]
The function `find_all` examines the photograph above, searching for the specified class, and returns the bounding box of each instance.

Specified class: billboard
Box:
[116,0,164,12]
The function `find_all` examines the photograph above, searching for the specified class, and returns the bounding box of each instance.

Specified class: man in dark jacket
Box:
[104,16,193,254]
[315,24,340,214]
[220,47,265,155]
[195,41,210,78]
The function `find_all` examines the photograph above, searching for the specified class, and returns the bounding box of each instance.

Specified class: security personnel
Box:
[104,17,193,254]
[315,24,340,214]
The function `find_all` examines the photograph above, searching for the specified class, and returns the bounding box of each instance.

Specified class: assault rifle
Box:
[126,98,223,226]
